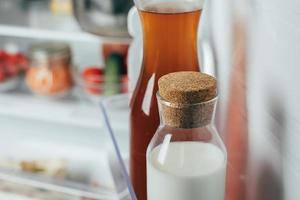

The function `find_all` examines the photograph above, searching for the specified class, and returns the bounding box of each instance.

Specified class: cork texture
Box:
[158,71,217,128]
[158,71,217,104]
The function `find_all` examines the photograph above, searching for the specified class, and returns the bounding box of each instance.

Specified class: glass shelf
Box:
[0,0,102,43]
[0,134,126,200]
[101,94,136,200]
[0,93,131,200]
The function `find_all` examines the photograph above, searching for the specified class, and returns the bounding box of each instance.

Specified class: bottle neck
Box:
[139,9,201,73]
[157,95,218,129]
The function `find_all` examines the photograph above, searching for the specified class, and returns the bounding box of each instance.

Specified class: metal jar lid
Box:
[28,42,71,62]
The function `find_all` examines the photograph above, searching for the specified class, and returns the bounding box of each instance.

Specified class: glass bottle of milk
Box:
[147,71,227,200]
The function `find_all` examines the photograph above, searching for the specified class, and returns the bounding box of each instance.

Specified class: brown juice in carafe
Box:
[130,4,202,200]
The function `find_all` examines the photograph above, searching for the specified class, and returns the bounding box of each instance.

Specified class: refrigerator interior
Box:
[0,1,130,199]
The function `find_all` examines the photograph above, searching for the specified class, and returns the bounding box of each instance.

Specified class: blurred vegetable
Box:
[105,53,123,96]
[0,49,28,83]
[81,66,104,95]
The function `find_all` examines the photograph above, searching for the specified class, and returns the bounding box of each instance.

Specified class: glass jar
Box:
[26,42,73,97]
[146,93,227,200]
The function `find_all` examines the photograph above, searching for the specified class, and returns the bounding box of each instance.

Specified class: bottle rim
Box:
[156,92,218,108]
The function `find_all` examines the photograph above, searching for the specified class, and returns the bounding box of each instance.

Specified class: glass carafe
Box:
[147,94,227,200]
[130,0,204,199]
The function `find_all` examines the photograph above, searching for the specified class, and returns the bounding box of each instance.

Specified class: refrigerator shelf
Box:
[0,91,103,129]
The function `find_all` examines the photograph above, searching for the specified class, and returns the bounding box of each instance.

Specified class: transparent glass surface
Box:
[129,0,203,198]
[146,94,227,200]
[101,94,136,200]
[0,117,125,200]
[134,0,204,11]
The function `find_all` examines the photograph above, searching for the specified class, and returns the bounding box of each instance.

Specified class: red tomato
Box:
[5,55,19,77]
[0,67,6,82]
[0,50,8,62]
[81,67,104,95]
[15,53,29,71]
[0,50,28,82]
[82,67,104,82]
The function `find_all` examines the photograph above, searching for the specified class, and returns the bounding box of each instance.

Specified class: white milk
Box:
[147,142,226,200]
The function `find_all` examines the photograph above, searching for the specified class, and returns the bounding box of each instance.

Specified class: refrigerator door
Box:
[210,0,300,200]
[247,0,300,199]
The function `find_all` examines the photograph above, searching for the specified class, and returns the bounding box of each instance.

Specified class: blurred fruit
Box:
[0,68,5,82]
[0,49,28,83]
[0,50,8,61]
[81,66,104,95]
[17,53,29,70]
[82,67,104,82]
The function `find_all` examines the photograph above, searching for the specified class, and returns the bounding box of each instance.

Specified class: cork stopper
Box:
[158,71,217,104]
[158,71,217,128]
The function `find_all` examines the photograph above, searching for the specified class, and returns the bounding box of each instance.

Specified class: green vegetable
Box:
[104,53,124,96]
